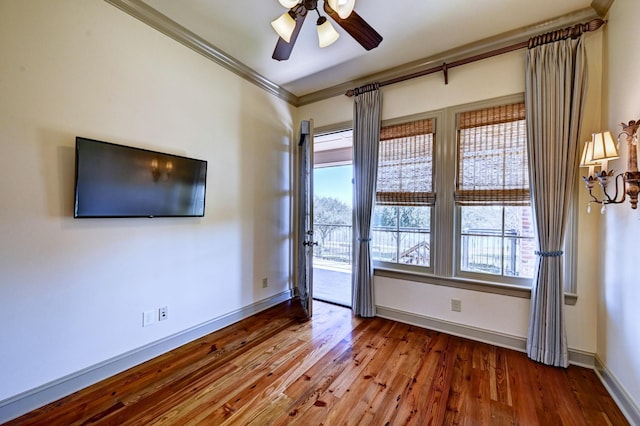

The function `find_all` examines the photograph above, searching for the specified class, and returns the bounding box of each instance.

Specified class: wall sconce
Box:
[580,120,640,212]
[151,159,173,182]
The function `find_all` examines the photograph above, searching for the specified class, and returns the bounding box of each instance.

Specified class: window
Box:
[327,94,582,296]
[369,96,540,289]
[372,118,434,269]
[454,102,536,281]
[459,206,535,279]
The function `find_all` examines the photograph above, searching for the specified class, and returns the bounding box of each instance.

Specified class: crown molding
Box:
[104,0,299,106]
[591,0,615,17]
[297,7,599,106]
[105,1,603,108]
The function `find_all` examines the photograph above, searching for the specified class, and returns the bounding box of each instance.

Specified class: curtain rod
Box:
[346,18,606,97]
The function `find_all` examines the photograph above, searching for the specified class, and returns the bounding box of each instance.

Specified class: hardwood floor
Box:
[5,300,628,425]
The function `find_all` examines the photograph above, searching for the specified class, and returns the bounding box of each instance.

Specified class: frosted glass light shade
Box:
[317,19,340,47]
[271,12,296,43]
[591,131,619,162]
[327,0,356,19]
[278,0,299,8]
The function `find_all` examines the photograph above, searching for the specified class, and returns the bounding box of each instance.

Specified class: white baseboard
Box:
[0,290,293,424]
[375,305,595,368]
[594,356,640,425]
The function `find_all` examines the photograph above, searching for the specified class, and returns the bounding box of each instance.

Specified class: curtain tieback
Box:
[357,238,372,242]
[535,250,564,257]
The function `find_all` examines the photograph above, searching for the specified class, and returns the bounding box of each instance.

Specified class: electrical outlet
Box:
[262,278,268,288]
[159,306,168,321]
[451,299,462,312]
[143,310,156,327]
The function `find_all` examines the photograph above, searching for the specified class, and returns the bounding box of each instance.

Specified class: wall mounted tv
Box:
[74,137,207,218]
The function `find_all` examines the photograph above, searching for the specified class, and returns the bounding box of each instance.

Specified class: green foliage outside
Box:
[314,196,351,225]
[314,196,351,257]
[373,206,430,229]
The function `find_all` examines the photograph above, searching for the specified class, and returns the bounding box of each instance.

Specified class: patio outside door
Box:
[297,120,315,318]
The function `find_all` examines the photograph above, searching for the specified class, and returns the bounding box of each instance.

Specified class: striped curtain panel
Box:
[525,37,587,367]
[352,84,381,317]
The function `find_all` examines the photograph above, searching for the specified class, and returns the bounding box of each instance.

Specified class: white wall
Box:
[600,0,640,408]
[0,0,294,402]
[300,35,603,354]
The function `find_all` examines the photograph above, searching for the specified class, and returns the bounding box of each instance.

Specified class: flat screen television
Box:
[74,137,207,218]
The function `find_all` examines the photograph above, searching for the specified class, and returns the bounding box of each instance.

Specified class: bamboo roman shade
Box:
[376,118,435,206]
[455,103,530,206]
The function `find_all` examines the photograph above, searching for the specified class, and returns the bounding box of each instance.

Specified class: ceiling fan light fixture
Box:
[278,0,299,7]
[317,16,340,48]
[271,11,297,43]
[327,0,356,19]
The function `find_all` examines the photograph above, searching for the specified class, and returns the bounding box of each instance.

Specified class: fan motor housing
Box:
[302,0,318,11]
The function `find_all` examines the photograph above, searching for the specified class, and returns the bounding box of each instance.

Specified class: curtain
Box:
[525,37,587,367]
[352,84,381,317]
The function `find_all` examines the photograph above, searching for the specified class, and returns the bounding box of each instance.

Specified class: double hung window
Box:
[372,118,435,270]
[454,102,536,282]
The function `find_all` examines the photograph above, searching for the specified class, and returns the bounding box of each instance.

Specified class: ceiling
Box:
[138,0,597,98]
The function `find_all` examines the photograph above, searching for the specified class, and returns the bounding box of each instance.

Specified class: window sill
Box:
[373,268,577,305]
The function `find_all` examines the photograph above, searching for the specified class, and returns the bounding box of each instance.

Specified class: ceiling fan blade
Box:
[272,8,308,61]
[323,2,382,51]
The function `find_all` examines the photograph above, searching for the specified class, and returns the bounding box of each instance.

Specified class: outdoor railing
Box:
[460,229,535,277]
[314,223,352,264]
[314,224,534,277]
[313,223,431,266]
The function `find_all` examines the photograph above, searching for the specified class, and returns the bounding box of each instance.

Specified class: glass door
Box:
[312,129,353,307]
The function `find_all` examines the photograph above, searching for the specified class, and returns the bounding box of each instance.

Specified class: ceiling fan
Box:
[271,0,383,61]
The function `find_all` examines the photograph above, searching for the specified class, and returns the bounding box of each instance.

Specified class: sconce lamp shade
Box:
[580,140,599,178]
[271,12,297,43]
[317,17,340,47]
[327,0,356,19]
[580,140,599,167]
[278,0,299,8]
[591,131,619,162]
[590,131,619,173]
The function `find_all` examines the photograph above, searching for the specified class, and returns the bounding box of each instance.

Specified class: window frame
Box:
[400,94,576,301]
[450,97,535,287]
[371,111,439,274]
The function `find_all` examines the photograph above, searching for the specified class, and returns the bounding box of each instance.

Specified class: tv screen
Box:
[74,137,207,218]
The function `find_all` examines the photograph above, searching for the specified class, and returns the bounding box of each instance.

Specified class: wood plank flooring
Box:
[4,299,629,425]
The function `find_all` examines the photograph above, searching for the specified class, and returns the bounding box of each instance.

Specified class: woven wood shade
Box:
[455,103,530,206]
[377,118,435,206]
